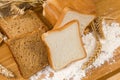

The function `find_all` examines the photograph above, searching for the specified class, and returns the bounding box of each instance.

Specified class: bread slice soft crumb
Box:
[42,20,86,70]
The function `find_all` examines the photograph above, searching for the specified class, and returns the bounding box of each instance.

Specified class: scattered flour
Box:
[30,21,120,80]
[93,21,120,68]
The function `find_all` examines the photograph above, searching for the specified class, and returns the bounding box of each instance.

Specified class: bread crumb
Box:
[38,74,46,80]
[69,77,73,80]
[49,72,54,78]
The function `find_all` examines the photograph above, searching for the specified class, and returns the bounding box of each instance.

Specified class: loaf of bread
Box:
[43,1,61,26]
[42,20,86,70]
[6,30,48,78]
[54,7,96,34]
[0,10,48,38]
[43,0,96,25]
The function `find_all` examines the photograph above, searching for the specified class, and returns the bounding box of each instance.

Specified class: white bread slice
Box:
[54,7,96,34]
[42,20,86,70]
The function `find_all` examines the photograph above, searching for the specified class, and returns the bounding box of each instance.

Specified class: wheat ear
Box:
[82,21,102,70]
[94,17,105,39]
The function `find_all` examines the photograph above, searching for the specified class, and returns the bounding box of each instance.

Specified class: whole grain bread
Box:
[6,30,48,78]
[0,10,48,38]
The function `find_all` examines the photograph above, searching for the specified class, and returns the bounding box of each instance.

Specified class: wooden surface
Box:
[0,44,27,80]
[83,47,120,80]
[83,0,120,80]
[107,72,120,80]
[1,0,120,80]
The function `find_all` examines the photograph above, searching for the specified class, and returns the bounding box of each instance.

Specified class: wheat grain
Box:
[94,17,105,39]
[82,20,102,70]
[82,41,102,70]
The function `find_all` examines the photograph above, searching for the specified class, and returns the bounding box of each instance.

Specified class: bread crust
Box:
[43,2,61,26]
[42,20,87,71]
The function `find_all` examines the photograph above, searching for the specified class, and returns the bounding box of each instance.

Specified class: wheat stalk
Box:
[0,0,45,17]
[94,17,105,39]
[0,0,46,4]
[0,64,15,78]
[82,41,101,70]
[94,16,116,39]
[82,21,102,70]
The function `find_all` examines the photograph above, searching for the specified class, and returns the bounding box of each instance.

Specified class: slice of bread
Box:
[0,10,48,38]
[6,30,48,78]
[42,20,86,70]
[54,7,96,34]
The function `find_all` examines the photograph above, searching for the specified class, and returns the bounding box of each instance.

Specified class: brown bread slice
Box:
[6,30,48,78]
[0,10,48,38]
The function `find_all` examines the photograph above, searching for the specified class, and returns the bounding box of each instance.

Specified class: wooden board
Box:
[107,72,120,80]
[1,0,120,80]
[0,44,27,80]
